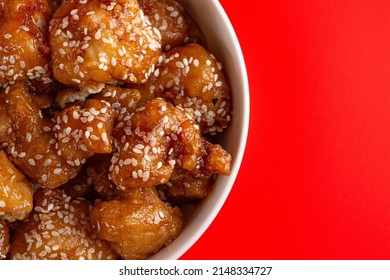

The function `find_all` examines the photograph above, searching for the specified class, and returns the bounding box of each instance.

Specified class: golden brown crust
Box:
[90,187,183,260]
[0,83,80,188]
[109,98,204,190]
[49,0,161,89]
[158,167,214,203]
[10,188,118,260]
[0,151,33,222]
[0,0,53,87]
[140,43,232,135]
[53,98,115,163]
[139,0,187,52]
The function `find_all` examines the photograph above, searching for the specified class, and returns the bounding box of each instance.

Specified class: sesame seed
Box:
[28,159,36,166]
[95,29,102,40]
[26,133,32,142]
[4,34,12,39]
[176,61,184,68]
[53,168,62,175]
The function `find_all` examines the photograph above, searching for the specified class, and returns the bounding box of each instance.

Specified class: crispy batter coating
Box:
[0,83,80,188]
[139,0,187,52]
[90,187,183,260]
[109,98,203,190]
[0,151,33,222]
[140,43,232,135]
[86,154,116,200]
[109,98,231,191]
[139,0,205,51]
[0,0,53,87]
[49,0,162,90]
[10,188,118,260]
[96,86,141,122]
[53,98,114,165]
[158,167,214,203]
[0,219,10,259]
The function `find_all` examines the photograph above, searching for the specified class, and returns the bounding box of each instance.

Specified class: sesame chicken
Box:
[140,43,232,135]
[10,188,118,260]
[0,150,33,222]
[49,0,162,90]
[95,85,141,122]
[109,98,231,191]
[0,0,53,87]
[90,187,183,260]
[139,0,188,52]
[109,98,204,190]
[0,219,10,259]
[158,167,214,203]
[53,98,115,164]
[0,83,80,189]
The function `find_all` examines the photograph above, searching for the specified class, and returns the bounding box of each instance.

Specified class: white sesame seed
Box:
[95,29,102,40]
[4,34,12,39]
[53,168,62,175]
[176,61,184,68]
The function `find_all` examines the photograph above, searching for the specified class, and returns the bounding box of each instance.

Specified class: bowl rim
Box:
[149,0,250,260]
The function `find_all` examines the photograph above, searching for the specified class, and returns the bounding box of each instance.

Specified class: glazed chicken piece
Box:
[0,219,10,259]
[53,98,115,165]
[10,188,118,260]
[140,43,231,135]
[109,98,231,191]
[158,167,214,203]
[0,83,80,189]
[0,0,52,87]
[95,86,141,123]
[90,187,183,260]
[0,151,33,222]
[139,0,205,51]
[139,0,187,52]
[49,0,161,91]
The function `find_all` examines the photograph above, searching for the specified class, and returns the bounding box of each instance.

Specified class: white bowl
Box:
[150,0,250,260]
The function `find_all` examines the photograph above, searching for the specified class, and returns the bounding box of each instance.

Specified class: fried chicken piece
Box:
[49,0,161,90]
[140,43,231,135]
[0,0,53,87]
[109,98,204,190]
[139,0,187,52]
[90,187,183,260]
[0,219,10,259]
[86,154,116,200]
[96,86,141,122]
[53,98,114,165]
[0,151,33,222]
[0,83,80,188]
[139,0,205,51]
[10,188,118,260]
[158,167,214,203]
[109,98,231,191]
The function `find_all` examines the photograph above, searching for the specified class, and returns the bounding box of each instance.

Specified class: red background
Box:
[181,0,390,259]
